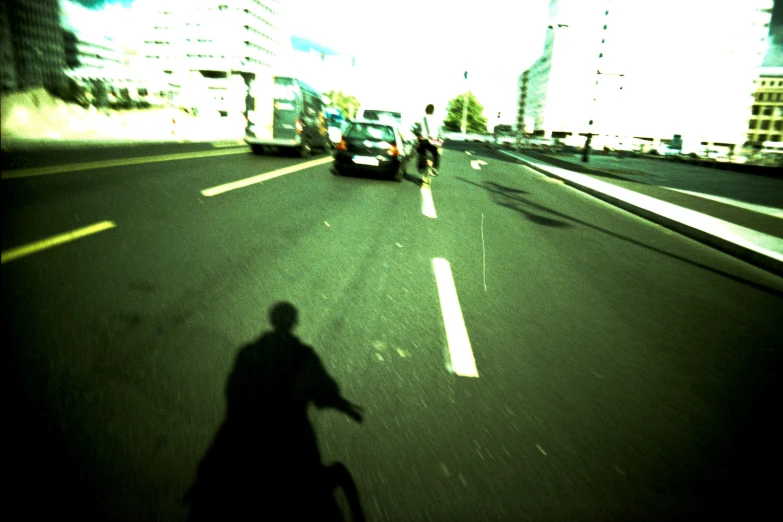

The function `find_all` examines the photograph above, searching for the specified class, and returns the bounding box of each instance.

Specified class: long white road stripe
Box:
[421,179,437,218]
[433,258,478,378]
[1,221,116,264]
[501,151,783,261]
[2,148,247,179]
[665,188,783,218]
[201,156,332,196]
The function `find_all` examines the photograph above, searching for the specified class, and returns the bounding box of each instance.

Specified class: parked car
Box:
[332,120,411,182]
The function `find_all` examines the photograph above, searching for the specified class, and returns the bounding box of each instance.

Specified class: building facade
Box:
[0,0,66,92]
[63,29,124,81]
[518,0,773,152]
[132,0,285,116]
[747,67,783,145]
[516,70,529,132]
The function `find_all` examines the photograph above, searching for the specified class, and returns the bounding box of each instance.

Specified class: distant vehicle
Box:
[356,108,417,156]
[325,107,346,143]
[332,120,412,182]
[244,75,331,157]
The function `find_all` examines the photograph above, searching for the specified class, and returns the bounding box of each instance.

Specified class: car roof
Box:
[349,119,399,129]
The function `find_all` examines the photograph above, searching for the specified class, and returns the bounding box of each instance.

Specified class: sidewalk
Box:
[1,88,244,151]
[499,150,783,278]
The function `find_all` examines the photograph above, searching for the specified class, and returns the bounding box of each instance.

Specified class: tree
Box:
[444,92,488,133]
[325,90,360,119]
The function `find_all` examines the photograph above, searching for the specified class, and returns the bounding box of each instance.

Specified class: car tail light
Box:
[387,145,400,156]
[336,139,348,151]
[295,119,303,133]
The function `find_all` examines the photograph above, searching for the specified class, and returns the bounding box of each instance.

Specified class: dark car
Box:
[332,120,411,182]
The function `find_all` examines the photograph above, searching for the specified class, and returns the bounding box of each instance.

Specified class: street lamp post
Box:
[583,69,624,163]
[461,71,469,135]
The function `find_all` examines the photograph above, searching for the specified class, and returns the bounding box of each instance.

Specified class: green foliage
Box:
[444,92,488,133]
[325,90,360,119]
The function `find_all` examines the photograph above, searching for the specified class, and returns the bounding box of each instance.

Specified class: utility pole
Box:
[461,71,469,135]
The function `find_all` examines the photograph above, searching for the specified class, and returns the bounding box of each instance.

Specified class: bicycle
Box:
[417,137,443,178]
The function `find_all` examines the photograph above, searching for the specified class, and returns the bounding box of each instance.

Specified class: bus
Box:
[244,75,331,157]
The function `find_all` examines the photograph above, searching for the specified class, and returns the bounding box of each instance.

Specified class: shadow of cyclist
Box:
[184,301,365,521]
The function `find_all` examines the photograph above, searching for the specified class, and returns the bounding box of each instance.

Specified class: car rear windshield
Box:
[345,123,395,142]
[363,110,402,124]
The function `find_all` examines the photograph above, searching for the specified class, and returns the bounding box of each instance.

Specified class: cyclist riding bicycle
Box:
[415,104,442,176]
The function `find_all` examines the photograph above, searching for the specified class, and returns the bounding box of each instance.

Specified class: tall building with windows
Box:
[0,0,66,92]
[518,0,773,152]
[133,0,285,116]
[747,68,783,145]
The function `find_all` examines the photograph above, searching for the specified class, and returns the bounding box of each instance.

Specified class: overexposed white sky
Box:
[60,0,552,122]
[284,0,551,120]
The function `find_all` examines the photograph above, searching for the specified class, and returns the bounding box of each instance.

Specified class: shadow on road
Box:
[183,301,366,521]
[458,177,783,300]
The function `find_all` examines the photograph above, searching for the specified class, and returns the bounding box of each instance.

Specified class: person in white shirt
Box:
[416,104,442,176]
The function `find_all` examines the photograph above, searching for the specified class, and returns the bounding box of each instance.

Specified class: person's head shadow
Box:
[184,302,366,521]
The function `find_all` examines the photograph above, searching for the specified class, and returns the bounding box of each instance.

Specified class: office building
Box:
[132,0,285,116]
[0,0,66,92]
[518,0,773,152]
[747,67,783,144]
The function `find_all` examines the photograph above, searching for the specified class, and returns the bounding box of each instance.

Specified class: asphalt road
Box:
[3,141,782,521]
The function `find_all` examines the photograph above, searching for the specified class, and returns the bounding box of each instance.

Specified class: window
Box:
[775,121,783,131]
[778,93,783,101]
[747,133,755,142]
[345,123,395,142]
[762,80,767,86]
[749,119,757,129]
[763,106,773,116]
[778,81,782,86]
[758,134,768,141]
[772,135,781,142]
[756,93,763,101]
[752,105,760,115]
[761,120,770,130]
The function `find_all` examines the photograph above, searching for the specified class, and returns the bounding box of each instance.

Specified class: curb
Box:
[499,150,783,279]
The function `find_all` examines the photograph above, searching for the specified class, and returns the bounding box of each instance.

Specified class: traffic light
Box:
[464,71,468,79]
[497,112,501,118]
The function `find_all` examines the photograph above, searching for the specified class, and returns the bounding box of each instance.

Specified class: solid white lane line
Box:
[421,178,437,218]
[201,156,332,196]
[433,258,478,378]
[501,151,783,261]
[1,221,116,264]
[211,140,245,148]
[481,213,487,291]
[665,188,783,218]
[2,148,248,179]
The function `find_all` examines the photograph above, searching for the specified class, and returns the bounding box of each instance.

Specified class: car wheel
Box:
[250,144,264,155]
[299,140,311,158]
[392,164,404,182]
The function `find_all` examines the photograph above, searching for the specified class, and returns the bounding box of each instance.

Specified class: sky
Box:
[277,0,552,119]
[63,0,783,121]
